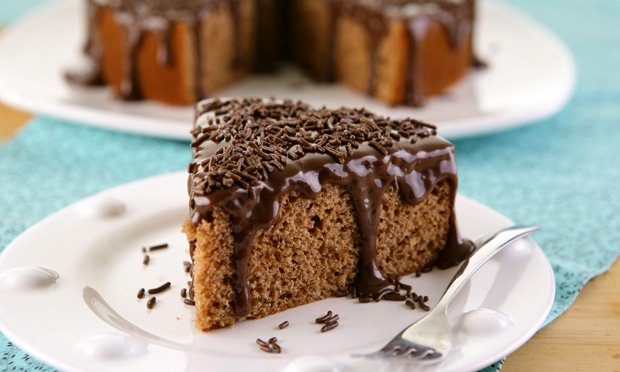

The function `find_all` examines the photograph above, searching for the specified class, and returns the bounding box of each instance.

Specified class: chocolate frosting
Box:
[67,0,478,106]
[187,98,473,317]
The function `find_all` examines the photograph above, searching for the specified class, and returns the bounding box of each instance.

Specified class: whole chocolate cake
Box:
[182,97,473,331]
[69,0,480,107]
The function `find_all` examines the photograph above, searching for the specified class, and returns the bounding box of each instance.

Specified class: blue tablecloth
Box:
[1,0,619,371]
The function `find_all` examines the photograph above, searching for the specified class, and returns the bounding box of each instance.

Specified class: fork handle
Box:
[433,225,539,313]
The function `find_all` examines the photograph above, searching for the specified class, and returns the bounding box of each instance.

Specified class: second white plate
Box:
[0,0,575,140]
[0,172,554,372]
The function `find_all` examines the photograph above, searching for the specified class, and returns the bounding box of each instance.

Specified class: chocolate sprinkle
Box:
[147,297,156,309]
[180,288,187,298]
[383,292,407,301]
[256,338,269,347]
[142,255,150,265]
[417,296,431,311]
[148,243,169,251]
[321,322,339,333]
[405,298,416,309]
[137,288,145,299]
[278,321,289,329]
[256,337,282,353]
[316,312,339,332]
[315,311,333,324]
[350,286,357,298]
[148,282,171,295]
[359,296,373,303]
[259,344,272,353]
[324,314,339,326]
[183,298,196,306]
[375,288,395,302]
[271,342,282,354]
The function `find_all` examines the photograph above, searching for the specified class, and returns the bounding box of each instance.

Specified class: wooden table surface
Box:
[1,100,619,371]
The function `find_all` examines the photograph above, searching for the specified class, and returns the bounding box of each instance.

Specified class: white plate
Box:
[0,0,575,140]
[0,172,554,372]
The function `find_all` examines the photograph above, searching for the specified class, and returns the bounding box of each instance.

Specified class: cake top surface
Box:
[189,98,443,196]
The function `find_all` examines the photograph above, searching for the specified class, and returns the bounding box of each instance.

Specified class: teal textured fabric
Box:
[1,0,620,371]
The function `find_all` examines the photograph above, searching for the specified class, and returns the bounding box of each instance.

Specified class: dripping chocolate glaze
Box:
[187,98,473,318]
[67,0,480,106]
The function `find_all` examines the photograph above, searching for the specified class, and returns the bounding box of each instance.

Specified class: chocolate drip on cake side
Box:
[190,9,209,101]
[404,16,430,107]
[347,172,394,298]
[187,98,473,318]
[404,0,476,106]
[151,19,174,66]
[114,11,144,100]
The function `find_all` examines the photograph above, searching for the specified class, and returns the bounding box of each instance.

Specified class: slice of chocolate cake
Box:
[182,98,473,331]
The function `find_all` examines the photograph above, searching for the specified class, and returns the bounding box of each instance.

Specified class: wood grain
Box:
[0,27,32,141]
[503,257,620,371]
[0,102,31,141]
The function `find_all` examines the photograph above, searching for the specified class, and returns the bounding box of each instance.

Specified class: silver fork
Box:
[355,225,539,362]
